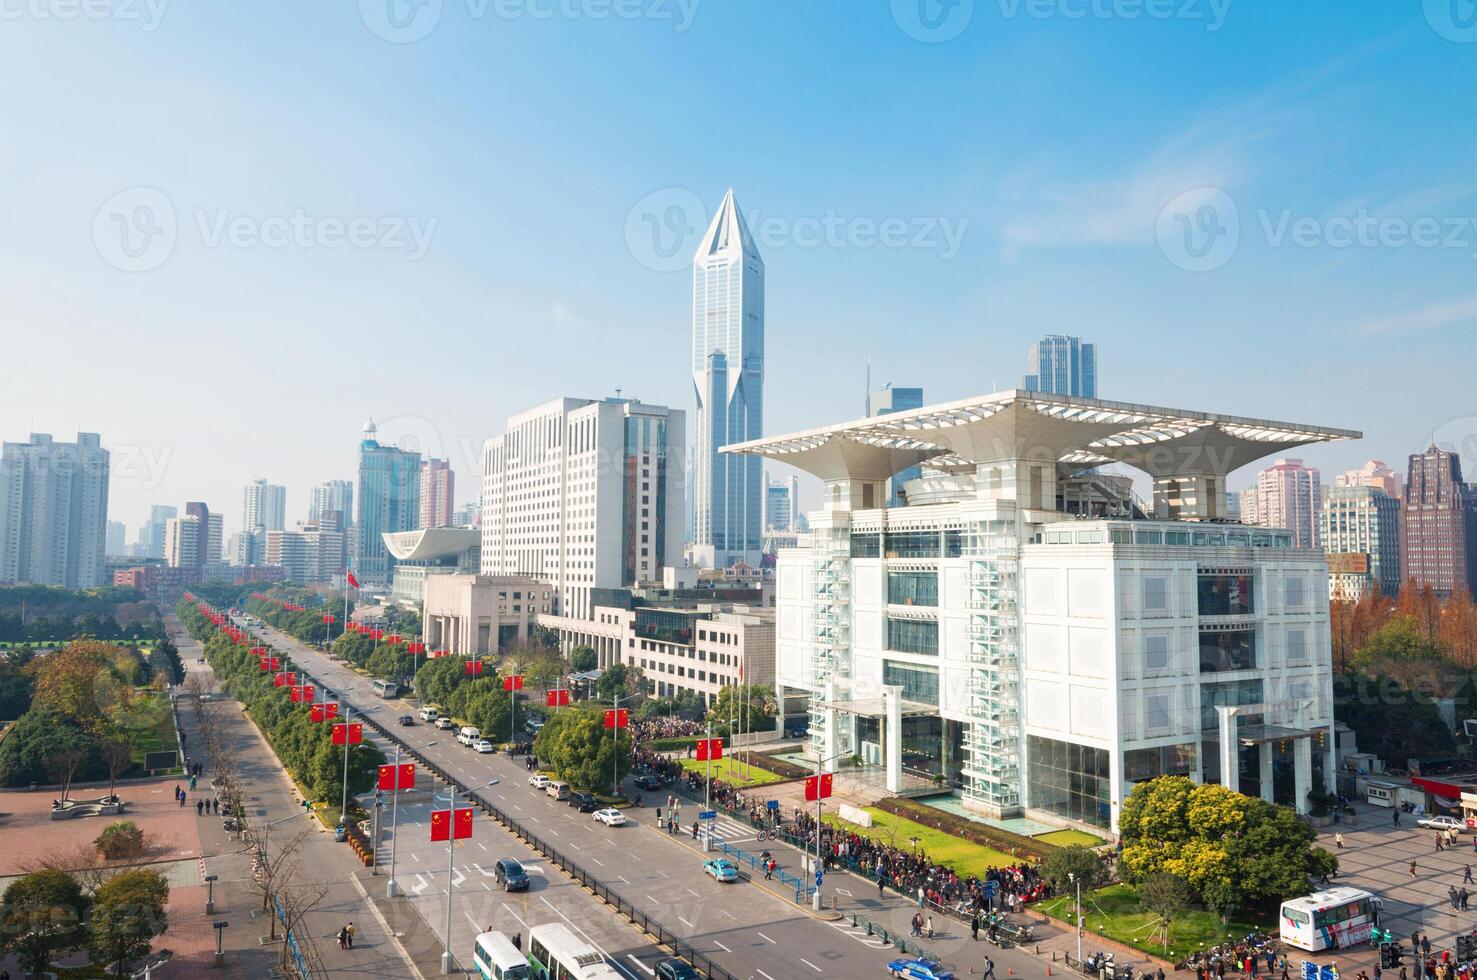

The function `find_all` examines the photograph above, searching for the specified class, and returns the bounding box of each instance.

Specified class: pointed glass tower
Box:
[691,189,765,568]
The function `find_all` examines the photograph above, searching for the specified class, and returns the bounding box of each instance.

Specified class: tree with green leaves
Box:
[570,645,598,673]
[90,868,169,976]
[1039,844,1104,895]
[1137,872,1193,951]
[596,663,647,702]
[0,869,90,977]
[709,684,778,733]
[533,708,632,793]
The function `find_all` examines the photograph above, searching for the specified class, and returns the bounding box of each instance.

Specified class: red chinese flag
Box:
[432,649,448,659]
[347,570,361,589]
[290,685,305,703]
[397,763,416,789]
[269,657,281,671]
[250,646,267,656]
[502,675,523,692]
[302,685,315,702]
[696,738,723,761]
[310,703,325,723]
[546,689,570,707]
[406,641,425,655]
[387,633,402,645]
[378,765,395,790]
[324,702,339,720]
[430,808,450,842]
[331,723,360,745]
[454,807,474,839]
[322,614,336,624]
[371,629,384,641]
[464,660,483,676]
[259,657,271,671]
[804,773,835,801]
[603,708,629,729]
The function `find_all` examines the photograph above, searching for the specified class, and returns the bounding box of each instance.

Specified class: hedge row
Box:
[873,796,1058,861]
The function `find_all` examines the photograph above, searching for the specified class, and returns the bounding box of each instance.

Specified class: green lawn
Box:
[127,694,178,768]
[1036,883,1274,963]
[678,756,784,788]
[822,806,1018,879]
[1034,828,1105,848]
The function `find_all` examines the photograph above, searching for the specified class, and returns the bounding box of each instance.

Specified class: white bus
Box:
[371,679,398,698]
[472,930,531,980]
[1280,887,1382,951]
[527,923,622,980]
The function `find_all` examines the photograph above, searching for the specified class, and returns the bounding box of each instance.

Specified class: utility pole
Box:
[387,742,403,897]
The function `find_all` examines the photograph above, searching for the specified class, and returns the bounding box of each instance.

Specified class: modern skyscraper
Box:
[138,504,176,560]
[870,383,925,506]
[1321,485,1401,598]
[184,502,211,572]
[691,189,764,569]
[106,521,127,556]
[242,479,287,533]
[481,397,685,620]
[308,480,354,526]
[419,458,455,529]
[764,476,796,533]
[357,419,422,585]
[164,515,200,568]
[0,433,110,589]
[206,513,223,564]
[1402,446,1477,598]
[1021,335,1097,398]
[1245,459,1321,549]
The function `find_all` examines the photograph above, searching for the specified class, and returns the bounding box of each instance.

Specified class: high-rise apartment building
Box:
[870,383,925,506]
[357,420,422,585]
[206,513,223,564]
[691,189,764,569]
[1321,485,1401,598]
[1021,335,1097,398]
[0,433,110,589]
[242,479,287,533]
[137,504,176,560]
[164,515,200,568]
[419,458,455,529]
[452,500,480,528]
[182,502,212,572]
[308,480,354,526]
[266,523,347,585]
[481,397,685,620]
[741,390,1355,832]
[1245,459,1321,550]
[106,521,127,556]
[1402,446,1477,598]
[1337,460,1401,500]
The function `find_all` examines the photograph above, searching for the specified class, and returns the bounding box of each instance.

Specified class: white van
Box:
[457,726,481,746]
[419,707,439,723]
[546,780,570,801]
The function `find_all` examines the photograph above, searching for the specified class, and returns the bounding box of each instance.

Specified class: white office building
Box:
[1321,485,1401,599]
[691,189,765,570]
[731,390,1356,834]
[481,397,685,621]
[266,524,347,585]
[308,480,354,527]
[164,515,201,568]
[0,433,110,589]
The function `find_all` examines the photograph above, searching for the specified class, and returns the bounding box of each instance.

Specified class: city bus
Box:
[1280,887,1382,951]
[371,679,398,698]
[472,930,530,980]
[526,923,622,980]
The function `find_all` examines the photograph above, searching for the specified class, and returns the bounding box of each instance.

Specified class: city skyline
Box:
[4,3,1470,533]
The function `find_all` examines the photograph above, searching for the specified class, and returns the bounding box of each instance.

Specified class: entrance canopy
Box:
[814,695,938,718]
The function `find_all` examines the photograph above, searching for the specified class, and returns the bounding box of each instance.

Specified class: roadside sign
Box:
[766,799,779,810]
[982,881,998,898]
[815,871,823,887]
[699,810,716,820]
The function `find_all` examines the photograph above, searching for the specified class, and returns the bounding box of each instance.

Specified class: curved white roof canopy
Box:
[724,390,1359,485]
[382,527,479,562]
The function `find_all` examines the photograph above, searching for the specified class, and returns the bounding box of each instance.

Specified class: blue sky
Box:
[1,0,1473,533]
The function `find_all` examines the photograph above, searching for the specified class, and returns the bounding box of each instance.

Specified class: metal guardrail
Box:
[847,911,938,962]
[273,893,310,979]
[713,839,814,904]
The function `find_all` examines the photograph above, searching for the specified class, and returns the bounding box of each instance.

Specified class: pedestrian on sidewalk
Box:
[984,956,996,980]
[513,933,521,951]
[926,914,934,940]
[336,926,347,949]
[179,792,186,808]
[345,922,355,948]
[1395,810,1401,827]
[1336,832,1344,849]
[1465,865,1473,884]
[971,912,980,941]
[196,799,203,816]
[1412,860,1419,878]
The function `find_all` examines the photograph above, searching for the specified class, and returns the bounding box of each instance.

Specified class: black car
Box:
[656,959,700,980]
[569,792,598,812]
[633,775,663,792]
[397,714,415,726]
[494,858,530,892]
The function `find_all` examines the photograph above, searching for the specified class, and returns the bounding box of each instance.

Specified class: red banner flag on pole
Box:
[696,738,723,761]
[310,703,326,723]
[603,708,629,729]
[804,773,834,802]
[546,689,570,707]
[464,660,484,676]
[502,675,524,692]
[377,763,417,792]
[347,570,361,589]
[396,762,415,789]
[430,808,450,842]
[453,807,474,839]
[331,723,362,745]
[378,765,396,791]
[302,685,315,702]
[290,685,305,703]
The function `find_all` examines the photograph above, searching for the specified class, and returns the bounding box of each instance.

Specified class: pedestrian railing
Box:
[273,893,310,980]
[847,911,938,962]
[713,839,815,904]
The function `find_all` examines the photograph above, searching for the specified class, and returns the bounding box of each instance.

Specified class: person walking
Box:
[178,792,186,808]
[513,933,521,951]
[344,922,355,949]
[971,912,981,941]
[984,956,997,980]
[1449,886,1458,910]
[1396,809,1401,827]
[196,799,203,816]
[1412,860,1420,878]
[336,926,347,949]
[926,914,935,940]
[1438,834,1445,852]
[1336,832,1344,849]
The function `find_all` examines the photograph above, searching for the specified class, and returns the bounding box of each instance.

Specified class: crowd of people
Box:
[631,717,706,742]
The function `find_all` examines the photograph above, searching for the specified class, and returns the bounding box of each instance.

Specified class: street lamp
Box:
[1069,871,1082,964]
[213,921,229,967]
[204,873,218,915]
[439,777,500,974]
[909,835,920,856]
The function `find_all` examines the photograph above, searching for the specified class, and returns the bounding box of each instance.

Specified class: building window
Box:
[1145,694,1171,733]
[883,661,939,703]
[1026,735,1110,828]
[1197,573,1253,616]
[1144,634,1170,673]
[884,531,940,559]
[1199,629,1256,672]
[1142,576,1169,614]
[1286,628,1309,665]
[1285,576,1306,608]
[850,534,880,558]
[1123,743,1196,782]
[887,570,939,607]
[886,617,938,655]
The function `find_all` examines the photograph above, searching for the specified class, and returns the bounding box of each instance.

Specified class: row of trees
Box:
[0,865,170,977]
[178,601,385,812]
[0,639,179,788]
[0,584,167,644]
[1331,583,1477,672]
[532,707,633,793]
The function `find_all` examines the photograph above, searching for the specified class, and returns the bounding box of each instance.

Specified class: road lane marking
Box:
[538,896,641,980]
[713,940,731,953]
[720,909,736,919]
[590,857,604,866]
[800,957,822,973]
[626,954,655,976]
[501,902,528,927]
[686,888,699,897]
[615,876,629,883]
[755,971,776,980]
[756,931,775,944]
[678,916,693,928]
